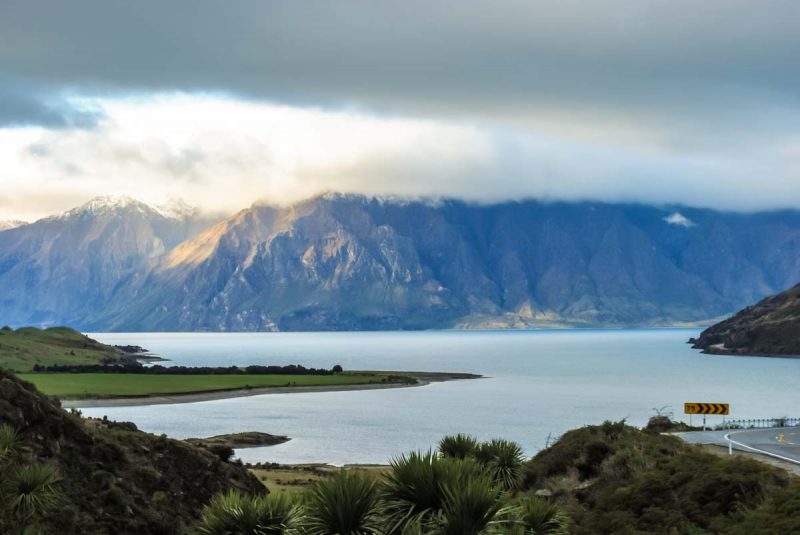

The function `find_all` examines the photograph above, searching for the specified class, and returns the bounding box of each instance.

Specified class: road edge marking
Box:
[724,431,800,466]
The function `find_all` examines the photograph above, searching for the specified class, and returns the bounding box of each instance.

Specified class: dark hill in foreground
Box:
[0,368,263,534]
[692,282,800,356]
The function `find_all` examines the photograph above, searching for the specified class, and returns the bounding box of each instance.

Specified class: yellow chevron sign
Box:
[684,402,729,415]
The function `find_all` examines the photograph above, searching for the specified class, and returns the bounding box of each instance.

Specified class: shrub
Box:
[437,474,509,535]
[382,451,491,532]
[576,439,612,479]
[439,433,479,460]
[1,463,61,532]
[208,444,235,463]
[304,471,382,535]
[197,489,304,535]
[0,423,21,466]
[513,497,570,535]
[600,419,626,441]
[475,439,525,491]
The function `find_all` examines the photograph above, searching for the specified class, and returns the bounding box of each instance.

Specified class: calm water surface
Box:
[83,330,799,464]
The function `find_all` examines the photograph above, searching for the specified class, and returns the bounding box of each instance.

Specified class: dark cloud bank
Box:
[1,0,799,211]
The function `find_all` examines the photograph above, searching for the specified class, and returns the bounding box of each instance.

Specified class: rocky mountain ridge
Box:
[2,194,800,331]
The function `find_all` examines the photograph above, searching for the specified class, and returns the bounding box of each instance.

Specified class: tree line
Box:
[31,363,343,375]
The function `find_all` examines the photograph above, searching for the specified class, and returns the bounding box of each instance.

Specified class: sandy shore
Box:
[61,372,480,409]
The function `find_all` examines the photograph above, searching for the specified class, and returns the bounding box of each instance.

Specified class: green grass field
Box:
[0,326,123,372]
[18,373,389,398]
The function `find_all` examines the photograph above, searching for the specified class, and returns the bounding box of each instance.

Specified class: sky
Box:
[1,0,799,221]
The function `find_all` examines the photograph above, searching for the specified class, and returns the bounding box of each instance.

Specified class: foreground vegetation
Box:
[0,326,126,372]
[19,372,395,399]
[196,422,800,535]
[201,436,547,535]
[4,352,800,534]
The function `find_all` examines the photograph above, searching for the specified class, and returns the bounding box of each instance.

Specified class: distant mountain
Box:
[691,283,800,356]
[0,219,27,231]
[2,194,800,331]
[0,196,219,327]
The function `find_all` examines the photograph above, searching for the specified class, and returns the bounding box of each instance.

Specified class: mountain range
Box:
[1,194,799,331]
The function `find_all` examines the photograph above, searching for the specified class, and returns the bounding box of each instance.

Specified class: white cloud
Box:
[0,94,491,220]
[0,2,799,219]
[0,93,799,221]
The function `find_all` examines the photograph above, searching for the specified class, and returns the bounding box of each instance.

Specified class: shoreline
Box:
[61,372,481,408]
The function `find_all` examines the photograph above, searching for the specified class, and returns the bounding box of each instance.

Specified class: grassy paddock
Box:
[18,373,390,399]
[0,326,122,372]
[249,465,389,495]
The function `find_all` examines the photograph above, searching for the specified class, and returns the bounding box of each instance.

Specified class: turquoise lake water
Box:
[83,329,800,464]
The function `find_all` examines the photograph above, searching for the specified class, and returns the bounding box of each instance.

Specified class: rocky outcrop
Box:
[0,368,263,534]
[692,283,800,357]
[186,431,291,449]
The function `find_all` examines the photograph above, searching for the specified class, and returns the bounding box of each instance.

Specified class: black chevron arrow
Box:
[684,402,729,415]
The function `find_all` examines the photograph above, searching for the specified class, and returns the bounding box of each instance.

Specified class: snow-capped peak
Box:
[58,195,198,220]
[155,198,198,219]
[0,219,27,231]
[663,212,695,228]
[68,195,151,216]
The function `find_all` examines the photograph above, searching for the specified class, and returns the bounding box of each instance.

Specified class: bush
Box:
[208,444,235,463]
[475,439,524,491]
[514,496,570,535]
[197,490,304,535]
[304,471,382,535]
[439,433,479,460]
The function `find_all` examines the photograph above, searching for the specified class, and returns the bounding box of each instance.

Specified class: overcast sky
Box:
[1,0,799,220]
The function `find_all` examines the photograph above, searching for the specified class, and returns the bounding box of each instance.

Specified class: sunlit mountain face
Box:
[1,195,798,331]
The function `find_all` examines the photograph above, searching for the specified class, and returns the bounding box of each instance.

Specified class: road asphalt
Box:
[675,427,800,464]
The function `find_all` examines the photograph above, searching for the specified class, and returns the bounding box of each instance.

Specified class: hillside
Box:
[0,368,264,534]
[522,421,800,534]
[0,326,131,372]
[3,194,800,330]
[692,283,800,356]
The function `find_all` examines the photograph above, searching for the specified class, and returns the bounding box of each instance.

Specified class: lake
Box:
[83,329,800,465]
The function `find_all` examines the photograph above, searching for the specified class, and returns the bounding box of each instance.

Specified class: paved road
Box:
[675,427,800,464]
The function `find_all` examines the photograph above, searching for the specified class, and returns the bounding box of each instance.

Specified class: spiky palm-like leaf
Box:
[475,439,524,491]
[514,497,570,535]
[436,475,510,535]
[383,451,492,533]
[383,450,445,531]
[304,470,382,535]
[2,463,60,529]
[197,490,304,535]
[0,423,21,467]
[438,434,478,460]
